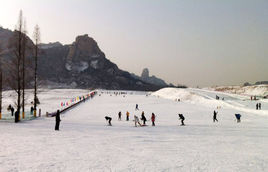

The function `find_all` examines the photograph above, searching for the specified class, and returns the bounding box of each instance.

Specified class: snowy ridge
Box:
[152,87,268,116]
[206,85,268,97]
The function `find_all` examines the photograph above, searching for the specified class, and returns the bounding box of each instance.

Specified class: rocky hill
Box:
[131,68,168,87]
[0,27,163,91]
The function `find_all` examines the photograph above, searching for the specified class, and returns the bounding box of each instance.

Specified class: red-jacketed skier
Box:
[151,113,156,126]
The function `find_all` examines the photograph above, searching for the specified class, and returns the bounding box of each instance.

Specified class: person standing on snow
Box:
[178,114,185,126]
[10,106,14,116]
[141,111,147,125]
[135,104,139,110]
[213,110,218,122]
[126,111,130,121]
[256,103,259,110]
[151,113,156,126]
[259,103,261,110]
[118,111,122,121]
[134,115,142,127]
[55,110,61,130]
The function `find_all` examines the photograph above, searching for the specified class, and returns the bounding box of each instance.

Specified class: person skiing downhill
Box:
[235,114,241,123]
[213,110,218,122]
[178,114,185,126]
[135,104,139,110]
[134,115,142,127]
[126,111,130,121]
[151,113,156,126]
[105,116,112,126]
[55,110,61,130]
[141,111,147,125]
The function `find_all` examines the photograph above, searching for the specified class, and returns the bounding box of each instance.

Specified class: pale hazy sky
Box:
[0,0,267,87]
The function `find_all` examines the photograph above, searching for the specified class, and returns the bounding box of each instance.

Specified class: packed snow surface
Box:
[0,88,268,171]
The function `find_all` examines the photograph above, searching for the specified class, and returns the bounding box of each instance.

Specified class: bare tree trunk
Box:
[33,25,40,117]
[17,12,23,119]
[0,53,2,120]
[22,21,27,119]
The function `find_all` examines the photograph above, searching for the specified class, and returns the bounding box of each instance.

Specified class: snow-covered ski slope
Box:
[0,88,268,171]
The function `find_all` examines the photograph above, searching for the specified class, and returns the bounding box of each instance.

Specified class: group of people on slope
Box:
[133,111,156,127]
[256,103,262,110]
[7,104,20,123]
[213,110,242,123]
[112,110,156,127]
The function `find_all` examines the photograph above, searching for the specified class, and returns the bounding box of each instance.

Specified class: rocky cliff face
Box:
[0,27,163,90]
[37,34,162,90]
[132,68,168,87]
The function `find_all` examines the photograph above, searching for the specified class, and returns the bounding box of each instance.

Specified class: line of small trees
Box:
[0,10,40,121]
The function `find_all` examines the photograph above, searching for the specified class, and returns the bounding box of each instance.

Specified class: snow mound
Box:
[152,88,268,116]
[152,87,224,108]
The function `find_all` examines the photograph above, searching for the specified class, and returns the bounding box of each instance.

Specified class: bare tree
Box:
[6,10,25,121]
[33,25,40,117]
[21,19,28,119]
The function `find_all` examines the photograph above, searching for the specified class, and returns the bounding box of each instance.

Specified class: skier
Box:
[10,106,14,116]
[178,114,185,126]
[134,115,141,127]
[135,104,139,110]
[141,111,147,125]
[151,113,156,126]
[105,116,112,126]
[213,110,218,122]
[235,114,241,123]
[55,110,61,130]
[256,103,259,110]
[259,103,261,110]
[126,111,130,121]
[118,111,122,121]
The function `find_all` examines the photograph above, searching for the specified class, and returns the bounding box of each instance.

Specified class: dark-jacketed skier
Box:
[178,114,185,125]
[11,106,14,116]
[55,110,61,130]
[213,110,218,122]
[141,111,147,125]
[105,116,112,126]
[235,114,241,123]
[118,111,122,121]
[135,104,139,110]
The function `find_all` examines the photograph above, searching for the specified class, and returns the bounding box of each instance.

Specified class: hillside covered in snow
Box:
[206,85,268,97]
